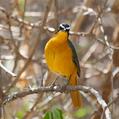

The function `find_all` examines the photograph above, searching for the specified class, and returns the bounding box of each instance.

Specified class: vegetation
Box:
[0,0,119,119]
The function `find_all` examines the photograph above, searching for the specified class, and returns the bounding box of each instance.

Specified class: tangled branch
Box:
[0,1,118,118]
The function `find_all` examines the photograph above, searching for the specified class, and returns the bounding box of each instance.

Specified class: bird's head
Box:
[59,23,70,32]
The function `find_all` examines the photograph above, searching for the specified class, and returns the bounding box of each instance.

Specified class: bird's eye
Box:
[59,26,64,30]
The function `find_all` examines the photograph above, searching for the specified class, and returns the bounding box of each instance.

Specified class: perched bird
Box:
[45,23,82,108]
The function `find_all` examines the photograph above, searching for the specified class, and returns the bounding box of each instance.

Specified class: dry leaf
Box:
[16,78,29,90]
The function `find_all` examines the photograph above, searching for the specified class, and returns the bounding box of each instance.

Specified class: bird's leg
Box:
[50,76,59,88]
[68,75,71,85]
[57,76,69,93]
[50,75,69,93]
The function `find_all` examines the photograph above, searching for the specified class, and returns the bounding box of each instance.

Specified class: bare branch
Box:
[2,85,111,119]
[0,62,16,77]
[5,0,53,93]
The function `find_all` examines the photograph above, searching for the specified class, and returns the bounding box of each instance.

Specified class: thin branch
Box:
[101,94,119,119]
[19,0,27,35]
[23,93,43,119]
[0,6,119,50]
[54,0,59,29]
[5,0,53,93]
[2,85,111,119]
[106,94,119,108]
[0,62,16,77]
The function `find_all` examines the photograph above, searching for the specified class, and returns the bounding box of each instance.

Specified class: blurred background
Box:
[0,0,119,119]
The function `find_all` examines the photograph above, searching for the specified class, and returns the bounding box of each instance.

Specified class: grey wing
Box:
[68,39,80,77]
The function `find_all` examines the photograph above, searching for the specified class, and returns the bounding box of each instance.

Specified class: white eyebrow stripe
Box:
[60,24,65,29]
[60,24,70,31]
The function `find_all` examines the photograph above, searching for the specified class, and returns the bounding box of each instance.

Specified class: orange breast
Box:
[45,35,77,77]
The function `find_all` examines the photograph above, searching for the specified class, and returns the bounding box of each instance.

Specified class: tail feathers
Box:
[69,74,82,108]
[70,90,82,108]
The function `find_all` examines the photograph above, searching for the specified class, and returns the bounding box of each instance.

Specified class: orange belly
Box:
[45,40,76,77]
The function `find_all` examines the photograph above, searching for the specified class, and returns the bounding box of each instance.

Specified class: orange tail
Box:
[69,73,82,108]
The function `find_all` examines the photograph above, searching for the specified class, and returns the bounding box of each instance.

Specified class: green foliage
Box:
[75,107,90,118]
[44,112,53,119]
[16,111,24,119]
[16,103,29,119]
[44,108,64,119]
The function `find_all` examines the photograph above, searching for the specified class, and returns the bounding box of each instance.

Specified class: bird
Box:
[44,23,82,108]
